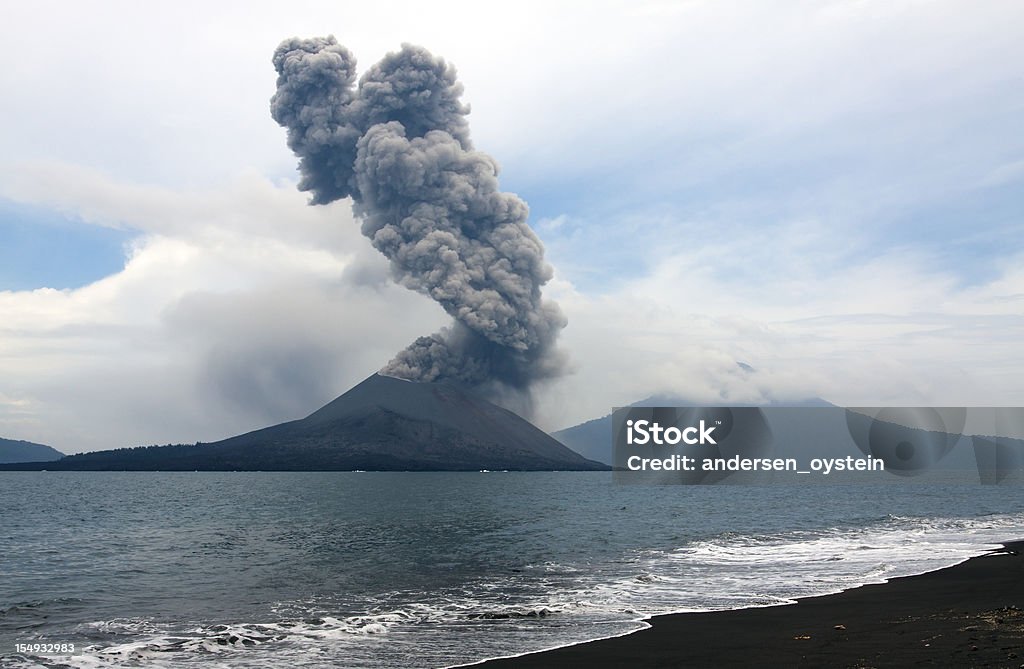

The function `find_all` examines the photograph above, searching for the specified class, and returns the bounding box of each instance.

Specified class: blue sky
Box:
[0,201,133,291]
[1,0,1022,453]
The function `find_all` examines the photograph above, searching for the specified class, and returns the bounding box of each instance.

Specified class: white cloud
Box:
[0,166,448,452]
[3,1,1020,190]
[534,241,1024,432]
[0,1,1021,449]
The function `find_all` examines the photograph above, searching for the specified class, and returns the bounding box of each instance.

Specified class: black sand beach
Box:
[477,542,1024,668]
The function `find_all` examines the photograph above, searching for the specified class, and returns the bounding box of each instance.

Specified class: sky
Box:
[1,0,1022,454]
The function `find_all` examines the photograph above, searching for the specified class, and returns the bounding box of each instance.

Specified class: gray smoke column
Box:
[271,36,566,410]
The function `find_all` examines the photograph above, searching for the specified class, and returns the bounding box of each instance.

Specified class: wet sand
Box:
[477,541,1024,668]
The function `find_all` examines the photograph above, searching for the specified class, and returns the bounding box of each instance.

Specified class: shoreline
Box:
[472,541,1024,668]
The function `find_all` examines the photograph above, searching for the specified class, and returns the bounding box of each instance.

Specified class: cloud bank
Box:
[0,164,448,452]
[0,1,1020,452]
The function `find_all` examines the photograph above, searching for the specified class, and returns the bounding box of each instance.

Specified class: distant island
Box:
[553,395,833,465]
[0,437,64,464]
[0,374,607,472]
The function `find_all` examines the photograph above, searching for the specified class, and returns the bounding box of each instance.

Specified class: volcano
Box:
[3,374,606,471]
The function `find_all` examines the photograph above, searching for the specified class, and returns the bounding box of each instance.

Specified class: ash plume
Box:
[271,36,566,410]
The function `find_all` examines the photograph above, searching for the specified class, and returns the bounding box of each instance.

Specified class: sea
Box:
[1,472,1022,668]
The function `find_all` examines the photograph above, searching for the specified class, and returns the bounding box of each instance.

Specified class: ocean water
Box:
[1,472,1022,668]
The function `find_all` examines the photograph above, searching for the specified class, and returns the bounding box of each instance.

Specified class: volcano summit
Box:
[1,375,605,472]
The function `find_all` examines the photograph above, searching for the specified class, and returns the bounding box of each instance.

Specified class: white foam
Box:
[18,512,1023,669]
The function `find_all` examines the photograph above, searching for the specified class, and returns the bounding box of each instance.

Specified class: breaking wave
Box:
[8,512,1021,669]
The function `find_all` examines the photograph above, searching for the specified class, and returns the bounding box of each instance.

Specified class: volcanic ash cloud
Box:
[271,36,567,410]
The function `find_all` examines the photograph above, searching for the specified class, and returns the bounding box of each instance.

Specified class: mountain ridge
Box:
[554,395,834,465]
[0,374,607,472]
[0,437,64,464]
